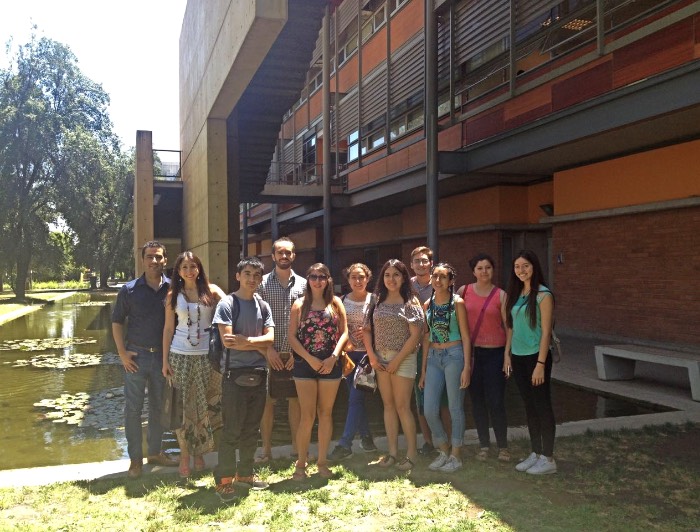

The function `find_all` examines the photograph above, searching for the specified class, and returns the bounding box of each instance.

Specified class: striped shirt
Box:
[256,268,307,352]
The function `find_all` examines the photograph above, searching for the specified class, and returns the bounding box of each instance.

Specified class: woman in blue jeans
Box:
[329,263,377,461]
[419,263,471,473]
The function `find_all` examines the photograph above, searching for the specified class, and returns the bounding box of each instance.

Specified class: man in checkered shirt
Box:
[255,237,307,462]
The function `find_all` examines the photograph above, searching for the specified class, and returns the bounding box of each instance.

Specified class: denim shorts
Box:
[377,350,417,379]
[293,352,342,381]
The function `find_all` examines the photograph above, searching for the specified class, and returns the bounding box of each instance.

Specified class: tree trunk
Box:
[99,267,110,289]
[13,252,30,301]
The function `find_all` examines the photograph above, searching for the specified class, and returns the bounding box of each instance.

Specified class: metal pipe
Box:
[322,4,332,266]
[425,0,439,259]
[242,203,248,257]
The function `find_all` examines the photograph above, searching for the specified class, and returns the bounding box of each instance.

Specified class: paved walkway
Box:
[0,333,697,488]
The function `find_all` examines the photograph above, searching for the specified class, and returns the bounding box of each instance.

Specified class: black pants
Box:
[469,346,508,449]
[214,368,267,482]
[511,353,556,457]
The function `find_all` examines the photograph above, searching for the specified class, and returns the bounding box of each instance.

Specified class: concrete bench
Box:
[595,344,700,401]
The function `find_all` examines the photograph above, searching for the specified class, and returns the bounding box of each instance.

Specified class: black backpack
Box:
[208,293,267,372]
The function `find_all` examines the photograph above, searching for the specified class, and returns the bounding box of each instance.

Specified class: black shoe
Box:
[329,445,353,461]
[418,442,436,456]
[360,436,377,452]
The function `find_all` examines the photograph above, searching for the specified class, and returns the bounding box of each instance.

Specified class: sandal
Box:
[497,449,511,462]
[476,448,489,462]
[317,464,333,479]
[254,453,272,464]
[292,466,307,481]
[379,455,397,468]
[193,456,206,472]
[395,456,415,471]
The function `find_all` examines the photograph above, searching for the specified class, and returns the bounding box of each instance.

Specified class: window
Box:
[339,33,359,65]
[361,131,385,155]
[302,134,317,181]
[437,92,462,117]
[390,0,409,14]
[361,2,387,43]
[347,131,359,162]
[390,106,424,141]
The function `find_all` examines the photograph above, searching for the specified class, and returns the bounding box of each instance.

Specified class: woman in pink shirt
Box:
[459,253,511,462]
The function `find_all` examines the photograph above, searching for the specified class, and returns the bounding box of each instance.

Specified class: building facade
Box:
[171,0,700,348]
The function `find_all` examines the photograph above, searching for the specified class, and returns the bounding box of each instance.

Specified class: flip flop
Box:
[378,455,397,468]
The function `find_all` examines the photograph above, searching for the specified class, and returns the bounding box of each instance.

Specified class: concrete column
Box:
[134,131,154,276]
[227,114,241,290]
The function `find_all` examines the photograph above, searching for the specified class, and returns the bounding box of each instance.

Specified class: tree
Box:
[57,129,133,288]
[0,33,114,298]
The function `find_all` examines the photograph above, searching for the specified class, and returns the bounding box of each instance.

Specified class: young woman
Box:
[419,263,471,473]
[363,259,425,471]
[162,251,226,477]
[505,250,557,475]
[329,263,377,461]
[460,253,510,462]
[288,263,348,480]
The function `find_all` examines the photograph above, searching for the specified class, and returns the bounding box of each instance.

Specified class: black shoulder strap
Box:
[224,293,240,370]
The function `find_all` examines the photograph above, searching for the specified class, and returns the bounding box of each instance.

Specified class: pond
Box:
[0,293,674,470]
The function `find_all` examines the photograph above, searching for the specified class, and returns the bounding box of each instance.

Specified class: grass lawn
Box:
[0,423,697,531]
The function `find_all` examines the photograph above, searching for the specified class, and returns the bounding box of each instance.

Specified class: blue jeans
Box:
[424,344,466,449]
[337,351,372,449]
[469,346,508,448]
[124,347,166,460]
[215,367,267,481]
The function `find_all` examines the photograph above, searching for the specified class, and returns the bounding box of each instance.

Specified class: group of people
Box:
[111,238,558,503]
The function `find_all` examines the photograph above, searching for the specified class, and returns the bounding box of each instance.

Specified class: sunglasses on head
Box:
[308,274,328,281]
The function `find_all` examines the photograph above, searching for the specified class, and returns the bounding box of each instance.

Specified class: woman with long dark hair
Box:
[419,263,471,473]
[329,263,377,461]
[288,263,348,480]
[505,250,557,475]
[363,259,425,471]
[163,251,226,477]
[460,253,510,462]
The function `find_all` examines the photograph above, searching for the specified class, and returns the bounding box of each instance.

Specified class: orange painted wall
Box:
[337,54,359,93]
[309,91,322,122]
[294,101,308,133]
[390,0,423,53]
[290,228,318,251]
[334,215,403,247]
[362,27,387,76]
[555,139,700,215]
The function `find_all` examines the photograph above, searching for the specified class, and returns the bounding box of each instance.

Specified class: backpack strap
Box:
[224,293,240,371]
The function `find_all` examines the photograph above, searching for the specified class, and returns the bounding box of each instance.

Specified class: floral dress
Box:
[297,309,340,359]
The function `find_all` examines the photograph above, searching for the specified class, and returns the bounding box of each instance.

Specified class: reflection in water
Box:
[0,292,674,470]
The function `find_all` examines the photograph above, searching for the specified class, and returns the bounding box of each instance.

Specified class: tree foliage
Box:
[0,32,133,297]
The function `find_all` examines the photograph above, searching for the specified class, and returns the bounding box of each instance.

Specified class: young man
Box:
[212,257,275,502]
[255,236,307,461]
[112,241,178,479]
[410,246,452,455]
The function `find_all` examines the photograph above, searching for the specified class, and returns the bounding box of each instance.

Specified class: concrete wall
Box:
[178,0,288,289]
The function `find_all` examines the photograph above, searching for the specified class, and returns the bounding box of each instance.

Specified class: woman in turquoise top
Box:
[419,263,471,473]
[505,250,557,475]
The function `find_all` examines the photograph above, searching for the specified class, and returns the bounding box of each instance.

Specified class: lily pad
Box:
[11,352,121,369]
[0,337,98,352]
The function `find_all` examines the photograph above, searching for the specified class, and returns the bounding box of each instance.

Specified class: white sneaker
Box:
[437,455,462,473]
[526,456,557,475]
[515,452,539,472]
[428,451,449,471]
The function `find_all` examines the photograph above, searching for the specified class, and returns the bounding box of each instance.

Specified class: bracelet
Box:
[537,360,545,365]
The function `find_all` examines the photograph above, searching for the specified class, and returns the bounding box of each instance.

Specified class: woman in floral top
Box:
[363,259,425,471]
[288,263,348,480]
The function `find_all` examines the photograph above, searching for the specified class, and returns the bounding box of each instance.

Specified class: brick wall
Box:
[553,206,700,346]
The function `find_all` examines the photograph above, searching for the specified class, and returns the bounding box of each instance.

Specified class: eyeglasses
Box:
[308,274,328,282]
[412,259,430,265]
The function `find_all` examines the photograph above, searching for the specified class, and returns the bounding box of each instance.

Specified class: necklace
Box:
[186,301,201,346]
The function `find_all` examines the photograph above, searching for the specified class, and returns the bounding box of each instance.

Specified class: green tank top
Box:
[510,287,551,356]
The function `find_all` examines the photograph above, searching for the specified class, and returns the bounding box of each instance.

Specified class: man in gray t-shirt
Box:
[210,257,274,501]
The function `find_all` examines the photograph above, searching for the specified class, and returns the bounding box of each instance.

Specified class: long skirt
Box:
[169,352,220,455]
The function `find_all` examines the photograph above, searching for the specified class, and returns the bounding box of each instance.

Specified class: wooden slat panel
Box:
[361,67,388,123]
[338,89,359,138]
[337,0,359,37]
[454,0,509,67]
[390,35,424,104]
